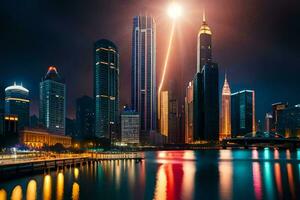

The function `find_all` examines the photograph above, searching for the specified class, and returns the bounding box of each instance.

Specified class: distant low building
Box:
[264,113,273,132]
[19,128,72,148]
[0,114,19,147]
[278,104,300,138]
[121,111,140,144]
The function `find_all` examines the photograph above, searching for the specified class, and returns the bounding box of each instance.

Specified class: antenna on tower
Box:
[203,8,206,22]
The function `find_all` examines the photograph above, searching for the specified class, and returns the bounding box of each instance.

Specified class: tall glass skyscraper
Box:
[231,90,255,137]
[39,66,66,135]
[193,12,219,141]
[5,83,30,129]
[94,39,119,139]
[131,16,157,136]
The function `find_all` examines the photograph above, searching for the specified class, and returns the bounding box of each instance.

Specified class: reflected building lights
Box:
[43,175,52,200]
[264,162,274,199]
[274,163,283,199]
[274,149,280,160]
[72,182,80,200]
[74,168,79,180]
[26,180,37,200]
[0,189,7,200]
[219,151,232,200]
[182,161,196,200]
[56,173,64,200]
[252,149,259,160]
[286,149,291,160]
[154,165,167,200]
[287,163,295,199]
[264,148,270,160]
[11,185,22,200]
[252,162,262,200]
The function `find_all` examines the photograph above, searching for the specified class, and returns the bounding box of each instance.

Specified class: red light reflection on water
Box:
[154,151,195,200]
[252,162,262,200]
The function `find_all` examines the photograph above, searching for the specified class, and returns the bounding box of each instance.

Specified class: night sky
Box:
[1,0,300,123]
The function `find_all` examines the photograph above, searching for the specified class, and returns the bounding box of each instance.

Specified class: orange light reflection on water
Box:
[26,180,37,200]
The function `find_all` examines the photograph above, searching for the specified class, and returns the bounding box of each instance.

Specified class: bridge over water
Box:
[222,132,300,148]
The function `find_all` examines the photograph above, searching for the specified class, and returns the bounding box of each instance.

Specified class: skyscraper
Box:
[277,104,300,137]
[193,12,219,141]
[220,74,231,140]
[184,81,193,143]
[94,39,119,139]
[39,66,66,135]
[197,11,212,73]
[76,95,95,138]
[202,62,219,140]
[231,90,255,137]
[271,102,288,132]
[160,90,179,144]
[264,113,273,132]
[131,16,157,138]
[5,83,30,129]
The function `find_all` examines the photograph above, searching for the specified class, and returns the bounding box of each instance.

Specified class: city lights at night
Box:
[0,0,300,199]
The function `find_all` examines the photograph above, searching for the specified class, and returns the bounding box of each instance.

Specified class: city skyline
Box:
[0,0,300,122]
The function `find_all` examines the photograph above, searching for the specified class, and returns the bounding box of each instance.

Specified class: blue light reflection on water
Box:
[0,149,300,200]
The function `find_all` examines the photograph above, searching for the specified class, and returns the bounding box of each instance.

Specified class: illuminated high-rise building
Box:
[160,90,179,143]
[131,16,157,140]
[193,12,219,141]
[94,39,119,139]
[39,66,66,135]
[264,113,272,132]
[220,74,231,140]
[184,81,193,143]
[197,11,212,73]
[231,90,255,137]
[271,102,288,132]
[5,83,30,129]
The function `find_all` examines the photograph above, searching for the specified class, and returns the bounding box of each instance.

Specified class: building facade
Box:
[231,90,255,137]
[271,102,288,132]
[76,96,95,138]
[5,83,30,129]
[19,128,71,148]
[39,66,66,135]
[277,104,300,138]
[193,13,219,141]
[121,111,140,144]
[184,82,193,143]
[131,16,157,137]
[220,75,231,140]
[94,39,119,139]
[264,113,273,132]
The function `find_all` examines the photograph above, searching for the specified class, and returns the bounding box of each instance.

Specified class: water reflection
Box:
[219,150,232,200]
[264,162,274,199]
[43,175,52,200]
[274,163,283,199]
[26,180,37,200]
[74,167,79,180]
[56,172,64,200]
[72,182,80,200]
[0,189,7,200]
[287,163,296,199]
[252,162,262,200]
[11,185,22,200]
[154,165,167,200]
[0,150,300,200]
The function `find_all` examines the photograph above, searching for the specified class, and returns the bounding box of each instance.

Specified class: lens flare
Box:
[167,3,183,19]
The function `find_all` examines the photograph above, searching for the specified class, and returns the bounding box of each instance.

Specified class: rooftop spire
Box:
[203,9,206,22]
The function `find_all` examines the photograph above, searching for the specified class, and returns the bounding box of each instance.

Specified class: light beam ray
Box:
[158,22,176,93]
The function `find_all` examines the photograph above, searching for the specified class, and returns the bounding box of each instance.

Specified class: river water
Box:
[0,149,300,200]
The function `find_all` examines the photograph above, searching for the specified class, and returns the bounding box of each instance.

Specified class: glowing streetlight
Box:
[167,2,183,20]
